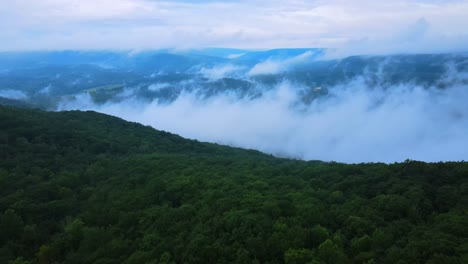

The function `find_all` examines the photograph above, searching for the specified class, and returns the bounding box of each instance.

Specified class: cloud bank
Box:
[58,72,468,163]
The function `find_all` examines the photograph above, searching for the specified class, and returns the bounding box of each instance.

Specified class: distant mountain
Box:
[232,48,325,65]
[172,47,250,59]
[0,48,323,70]
[1,50,467,110]
[0,50,132,69]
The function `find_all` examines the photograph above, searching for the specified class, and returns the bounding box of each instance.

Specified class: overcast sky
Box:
[2,0,468,54]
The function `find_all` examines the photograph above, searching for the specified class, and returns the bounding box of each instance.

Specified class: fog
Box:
[248,51,315,76]
[0,89,27,100]
[200,64,245,80]
[58,69,468,163]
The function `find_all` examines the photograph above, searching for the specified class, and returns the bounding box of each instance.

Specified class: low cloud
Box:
[37,84,52,95]
[227,53,245,59]
[248,60,286,76]
[58,71,468,163]
[248,51,314,75]
[199,64,244,80]
[0,89,28,100]
[148,83,171,91]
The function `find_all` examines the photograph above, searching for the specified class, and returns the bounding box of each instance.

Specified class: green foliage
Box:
[0,106,467,263]
[8,257,31,264]
[284,248,314,264]
[317,239,347,263]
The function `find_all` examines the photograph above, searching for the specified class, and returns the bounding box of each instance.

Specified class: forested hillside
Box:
[0,106,467,264]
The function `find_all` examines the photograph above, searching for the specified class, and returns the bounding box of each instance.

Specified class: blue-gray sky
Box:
[2,0,468,54]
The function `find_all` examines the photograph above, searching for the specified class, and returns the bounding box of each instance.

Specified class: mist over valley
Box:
[1,49,467,162]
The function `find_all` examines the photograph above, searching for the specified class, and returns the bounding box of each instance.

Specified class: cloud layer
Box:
[2,0,468,54]
[58,74,468,163]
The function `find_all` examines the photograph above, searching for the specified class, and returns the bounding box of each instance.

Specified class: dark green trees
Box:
[0,106,467,263]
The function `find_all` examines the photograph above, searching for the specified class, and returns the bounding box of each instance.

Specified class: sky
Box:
[2,0,468,54]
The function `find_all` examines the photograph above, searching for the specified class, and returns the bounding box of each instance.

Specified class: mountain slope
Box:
[0,106,467,264]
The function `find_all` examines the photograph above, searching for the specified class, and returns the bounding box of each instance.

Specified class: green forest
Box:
[0,105,467,264]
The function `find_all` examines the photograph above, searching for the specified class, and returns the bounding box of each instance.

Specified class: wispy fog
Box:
[0,89,27,100]
[248,51,315,76]
[58,73,468,163]
[200,64,245,80]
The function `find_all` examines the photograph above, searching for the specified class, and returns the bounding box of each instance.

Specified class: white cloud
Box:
[1,0,468,53]
[0,89,27,100]
[248,51,314,75]
[227,53,245,59]
[199,64,244,80]
[248,60,285,76]
[37,84,52,95]
[58,74,468,163]
[148,83,171,91]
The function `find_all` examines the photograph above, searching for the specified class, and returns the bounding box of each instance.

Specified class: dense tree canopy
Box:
[0,106,467,263]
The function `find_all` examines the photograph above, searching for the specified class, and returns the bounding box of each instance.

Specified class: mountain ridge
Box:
[0,105,466,263]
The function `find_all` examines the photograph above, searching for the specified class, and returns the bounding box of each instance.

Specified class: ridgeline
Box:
[0,106,467,264]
